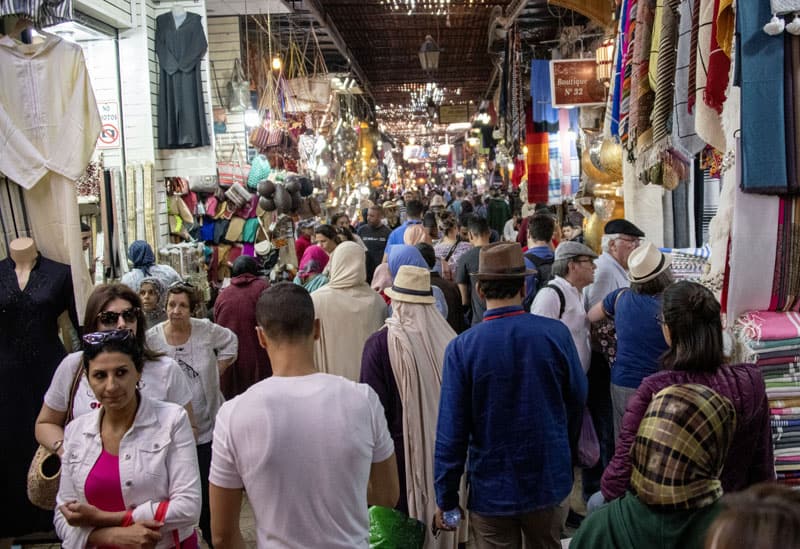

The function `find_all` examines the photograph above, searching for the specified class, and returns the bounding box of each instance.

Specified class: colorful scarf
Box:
[297,244,329,282]
[631,384,735,510]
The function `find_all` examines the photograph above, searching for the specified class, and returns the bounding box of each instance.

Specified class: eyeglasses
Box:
[655,314,666,326]
[82,329,133,347]
[96,308,139,326]
[572,258,595,264]
[616,236,641,245]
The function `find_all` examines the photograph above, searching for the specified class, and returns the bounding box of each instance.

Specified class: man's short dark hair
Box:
[478,278,524,300]
[406,200,424,218]
[232,256,260,278]
[468,215,490,237]
[415,242,436,269]
[528,214,556,242]
[256,283,315,342]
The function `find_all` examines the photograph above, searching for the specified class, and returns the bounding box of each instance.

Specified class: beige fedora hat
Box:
[384,265,436,304]
[628,242,672,284]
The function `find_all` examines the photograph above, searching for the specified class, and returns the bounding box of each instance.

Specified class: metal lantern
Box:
[419,35,440,72]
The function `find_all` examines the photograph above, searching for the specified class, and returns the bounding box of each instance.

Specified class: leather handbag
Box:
[188,175,218,194]
[226,58,250,112]
[27,363,83,510]
[224,182,253,211]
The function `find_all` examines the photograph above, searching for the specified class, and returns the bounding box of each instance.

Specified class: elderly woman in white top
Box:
[36,284,194,458]
[56,329,200,548]
[146,281,237,546]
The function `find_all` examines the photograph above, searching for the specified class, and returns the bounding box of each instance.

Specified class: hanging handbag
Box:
[224,182,253,210]
[227,58,250,112]
[224,216,246,242]
[308,28,331,106]
[242,217,260,243]
[217,144,250,188]
[254,213,274,257]
[210,61,228,134]
[27,363,83,510]
[188,175,218,194]
[247,154,272,191]
[368,506,425,548]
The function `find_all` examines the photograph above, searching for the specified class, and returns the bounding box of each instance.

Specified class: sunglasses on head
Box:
[96,308,139,326]
[82,328,133,347]
[168,279,194,290]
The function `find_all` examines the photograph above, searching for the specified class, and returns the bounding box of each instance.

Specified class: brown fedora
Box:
[474,242,536,280]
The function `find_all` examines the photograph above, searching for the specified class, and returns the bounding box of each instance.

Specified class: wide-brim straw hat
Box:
[628,242,672,284]
[384,265,436,304]
[474,242,536,280]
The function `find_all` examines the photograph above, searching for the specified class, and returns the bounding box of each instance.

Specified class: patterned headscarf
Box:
[298,245,330,281]
[630,383,736,510]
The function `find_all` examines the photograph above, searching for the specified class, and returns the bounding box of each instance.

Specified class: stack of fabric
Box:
[736,311,800,485]
[659,245,710,281]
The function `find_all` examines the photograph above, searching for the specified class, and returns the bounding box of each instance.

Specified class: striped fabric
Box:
[673,0,707,156]
[650,0,681,145]
[619,0,638,145]
[629,0,656,154]
[630,384,735,511]
[0,0,72,28]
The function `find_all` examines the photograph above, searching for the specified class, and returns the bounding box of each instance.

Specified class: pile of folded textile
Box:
[737,311,800,485]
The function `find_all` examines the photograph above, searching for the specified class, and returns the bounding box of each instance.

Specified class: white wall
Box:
[207,16,247,163]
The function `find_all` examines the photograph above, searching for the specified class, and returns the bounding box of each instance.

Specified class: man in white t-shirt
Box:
[209,283,399,549]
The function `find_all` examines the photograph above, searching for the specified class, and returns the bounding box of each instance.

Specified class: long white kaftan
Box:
[0,33,101,318]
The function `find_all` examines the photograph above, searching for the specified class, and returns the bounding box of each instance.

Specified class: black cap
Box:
[604,219,645,237]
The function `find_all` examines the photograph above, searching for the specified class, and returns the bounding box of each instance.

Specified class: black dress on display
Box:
[0,255,78,537]
[155,11,210,149]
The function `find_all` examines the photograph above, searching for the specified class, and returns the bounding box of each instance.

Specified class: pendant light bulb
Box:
[271,56,282,71]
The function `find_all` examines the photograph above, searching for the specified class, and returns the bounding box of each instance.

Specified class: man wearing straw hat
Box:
[434,242,587,548]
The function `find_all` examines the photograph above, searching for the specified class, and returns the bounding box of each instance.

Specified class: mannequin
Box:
[0,239,79,539]
[171,6,187,28]
[9,236,37,290]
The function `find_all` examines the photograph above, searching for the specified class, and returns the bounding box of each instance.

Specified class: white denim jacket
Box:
[55,395,201,548]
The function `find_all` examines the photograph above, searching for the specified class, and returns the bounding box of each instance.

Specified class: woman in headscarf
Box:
[571,384,736,549]
[120,240,181,292]
[138,277,167,330]
[311,241,388,381]
[293,245,330,293]
[360,265,463,548]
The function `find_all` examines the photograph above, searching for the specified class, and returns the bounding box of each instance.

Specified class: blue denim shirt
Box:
[434,305,587,515]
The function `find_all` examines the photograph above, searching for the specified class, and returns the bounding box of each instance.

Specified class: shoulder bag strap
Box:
[65,358,84,424]
[209,60,225,108]
[544,283,566,319]
[607,287,629,319]
[444,237,460,261]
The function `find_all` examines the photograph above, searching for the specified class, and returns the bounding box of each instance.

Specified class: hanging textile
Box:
[0,0,72,28]
[694,0,726,151]
[155,11,210,149]
[0,33,100,319]
[629,0,656,155]
[548,133,562,203]
[619,0,638,145]
[673,0,706,156]
[530,59,558,131]
[738,0,788,193]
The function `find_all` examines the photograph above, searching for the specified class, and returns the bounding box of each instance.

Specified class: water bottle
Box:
[442,508,461,528]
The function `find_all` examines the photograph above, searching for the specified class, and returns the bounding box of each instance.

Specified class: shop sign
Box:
[439,104,471,125]
[97,102,121,149]
[549,59,607,108]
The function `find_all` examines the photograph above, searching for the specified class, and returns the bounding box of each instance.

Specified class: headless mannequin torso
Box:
[171,6,187,28]
[9,237,38,291]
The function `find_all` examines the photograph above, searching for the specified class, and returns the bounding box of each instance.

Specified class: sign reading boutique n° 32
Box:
[549,59,607,108]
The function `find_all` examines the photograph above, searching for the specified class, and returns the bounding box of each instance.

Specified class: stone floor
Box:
[19,471,584,548]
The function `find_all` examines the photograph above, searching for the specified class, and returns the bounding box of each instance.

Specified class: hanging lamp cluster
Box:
[380,0,487,16]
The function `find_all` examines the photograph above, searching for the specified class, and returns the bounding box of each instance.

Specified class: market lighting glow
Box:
[271,56,282,71]
[244,109,260,127]
[317,163,329,177]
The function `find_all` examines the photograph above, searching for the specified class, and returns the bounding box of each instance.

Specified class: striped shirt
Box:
[0,0,72,28]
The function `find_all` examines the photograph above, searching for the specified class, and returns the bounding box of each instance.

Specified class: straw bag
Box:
[227,58,250,112]
[308,28,331,106]
[27,363,83,510]
[217,144,250,188]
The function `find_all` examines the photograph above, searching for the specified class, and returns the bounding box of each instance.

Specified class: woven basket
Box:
[27,445,62,510]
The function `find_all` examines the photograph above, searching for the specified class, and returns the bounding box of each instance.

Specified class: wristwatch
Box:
[52,440,63,454]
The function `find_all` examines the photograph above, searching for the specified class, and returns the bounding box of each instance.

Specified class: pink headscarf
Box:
[298,245,329,281]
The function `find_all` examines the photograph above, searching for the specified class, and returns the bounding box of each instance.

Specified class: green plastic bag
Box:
[368,506,425,549]
[247,154,271,190]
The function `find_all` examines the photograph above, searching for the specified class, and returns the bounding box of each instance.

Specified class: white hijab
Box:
[311,242,388,380]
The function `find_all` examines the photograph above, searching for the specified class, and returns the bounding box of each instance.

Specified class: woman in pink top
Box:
[55,329,200,548]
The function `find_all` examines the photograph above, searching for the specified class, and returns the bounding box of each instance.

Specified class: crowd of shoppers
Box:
[10,185,796,549]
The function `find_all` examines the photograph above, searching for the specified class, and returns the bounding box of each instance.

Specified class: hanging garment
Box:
[155,11,210,149]
[0,255,79,538]
[0,33,100,318]
[738,0,788,193]
[673,0,706,156]
[694,0,727,151]
[0,0,72,28]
